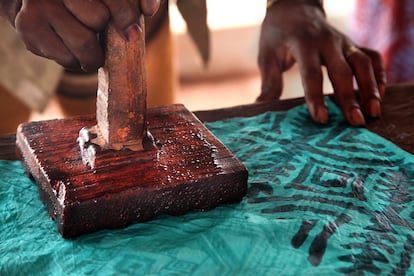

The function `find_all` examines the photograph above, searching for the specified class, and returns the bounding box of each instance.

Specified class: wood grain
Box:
[95,17,147,150]
[16,104,248,238]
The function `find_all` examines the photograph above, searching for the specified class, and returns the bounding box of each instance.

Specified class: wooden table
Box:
[1,83,414,161]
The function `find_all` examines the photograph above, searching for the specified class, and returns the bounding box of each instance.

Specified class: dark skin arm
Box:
[0,0,160,72]
[257,0,386,126]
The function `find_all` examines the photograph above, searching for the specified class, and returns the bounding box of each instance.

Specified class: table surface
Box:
[1,83,413,160]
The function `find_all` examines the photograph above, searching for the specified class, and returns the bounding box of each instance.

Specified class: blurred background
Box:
[172,0,356,110]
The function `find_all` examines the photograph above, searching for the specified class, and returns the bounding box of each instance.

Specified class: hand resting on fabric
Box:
[257,0,387,126]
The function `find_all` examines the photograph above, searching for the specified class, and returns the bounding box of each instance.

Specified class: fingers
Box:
[48,7,104,71]
[62,0,110,32]
[18,22,79,69]
[291,43,328,124]
[101,0,142,41]
[14,0,157,72]
[257,49,283,102]
[15,2,77,69]
[345,46,381,118]
[360,47,387,98]
[322,42,366,126]
[15,0,104,71]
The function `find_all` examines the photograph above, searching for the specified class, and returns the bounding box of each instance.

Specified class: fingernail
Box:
[368,98,381,118]
[148,0,161,16]
[348,108,366,126]
[124,23,142,42]
[314,106,328,124]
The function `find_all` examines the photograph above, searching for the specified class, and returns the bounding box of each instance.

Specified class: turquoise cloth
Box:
[1,99,414,275]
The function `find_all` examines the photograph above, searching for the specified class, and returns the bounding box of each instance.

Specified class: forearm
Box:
[0,0,22,25]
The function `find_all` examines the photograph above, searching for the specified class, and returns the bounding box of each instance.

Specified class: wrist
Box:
[267,0,324,14]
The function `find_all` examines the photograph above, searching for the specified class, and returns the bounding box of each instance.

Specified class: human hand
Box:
[257,1,386,126]
[4,0,160,72]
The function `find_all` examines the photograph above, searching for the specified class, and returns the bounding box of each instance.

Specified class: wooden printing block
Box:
[16,105,247,238]
[15,19,247,238]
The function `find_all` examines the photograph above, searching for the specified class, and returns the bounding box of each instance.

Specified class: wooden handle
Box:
[95,16,148,150]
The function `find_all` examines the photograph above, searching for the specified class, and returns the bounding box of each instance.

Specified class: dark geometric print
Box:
[206,99,414,275]
[2,99,413,275]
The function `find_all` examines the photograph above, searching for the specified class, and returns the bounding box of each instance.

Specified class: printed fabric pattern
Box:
[1,98,413,275]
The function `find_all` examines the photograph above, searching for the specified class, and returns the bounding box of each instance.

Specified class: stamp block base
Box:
[16,104,248,238]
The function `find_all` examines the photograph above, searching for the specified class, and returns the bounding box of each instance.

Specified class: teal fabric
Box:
[1,98,414,275]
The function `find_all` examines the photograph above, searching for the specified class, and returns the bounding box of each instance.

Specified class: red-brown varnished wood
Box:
[95,17,148,150]
[16,104,248,238]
